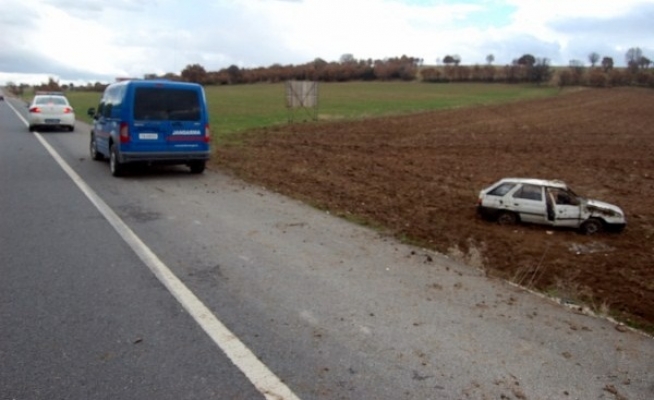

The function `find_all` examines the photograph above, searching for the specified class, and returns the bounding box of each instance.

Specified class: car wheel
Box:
[580,218,603,235]
[497,211,518,225]
[69,125,75,132]
[189,161,206,174]
[90,134,103,161]
[28,125,36,132]
[110,144,124,177]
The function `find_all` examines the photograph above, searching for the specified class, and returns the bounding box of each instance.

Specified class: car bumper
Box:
[477,205,499,219]
[118,151,211,164]
[28,114,76,127]
[605,223,626,233]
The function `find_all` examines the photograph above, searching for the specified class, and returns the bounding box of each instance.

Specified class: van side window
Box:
[513,184,543,201]
[133,88,201,121]
[103,103,113,118]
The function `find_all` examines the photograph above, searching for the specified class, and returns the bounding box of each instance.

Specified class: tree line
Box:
[4,47,652,94]
[171,46,652,88]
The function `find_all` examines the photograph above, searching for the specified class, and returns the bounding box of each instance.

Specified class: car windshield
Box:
[35,96,68,105]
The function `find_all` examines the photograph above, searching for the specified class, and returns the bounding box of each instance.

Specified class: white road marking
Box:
[7,102,300,400]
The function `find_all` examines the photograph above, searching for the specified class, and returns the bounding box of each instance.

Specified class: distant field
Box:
[62,82,559,141]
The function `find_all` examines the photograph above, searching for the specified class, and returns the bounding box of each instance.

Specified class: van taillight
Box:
[203,124,211,143]
[119,122,130,143]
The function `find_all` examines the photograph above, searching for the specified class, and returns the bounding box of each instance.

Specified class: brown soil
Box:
[214,87,654,332]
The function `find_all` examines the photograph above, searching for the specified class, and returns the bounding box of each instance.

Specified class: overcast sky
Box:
[1,0,652,85]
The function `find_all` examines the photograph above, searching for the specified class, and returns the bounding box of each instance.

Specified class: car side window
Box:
[551,189,579,206]
[488,183,516,196]
[513,184,543,201]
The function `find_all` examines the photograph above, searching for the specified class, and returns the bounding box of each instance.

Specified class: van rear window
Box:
[133,87,201,121]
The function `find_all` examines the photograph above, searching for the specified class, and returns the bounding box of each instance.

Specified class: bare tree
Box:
[226,65,242,84]
[588,52,600,67]
[530,58,552,84]
[517,54,536,66]
[339,54,355,64]
[626,47,643,71]
[486,54,494,65]
[639,56,651,69]
[181,64,208,84]
[442,55,455,65]
[601,57,614,72]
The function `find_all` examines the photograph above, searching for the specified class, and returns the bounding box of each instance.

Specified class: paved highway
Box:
[1,93,653,399]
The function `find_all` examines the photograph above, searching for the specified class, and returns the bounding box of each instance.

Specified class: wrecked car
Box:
[477,178,626,234]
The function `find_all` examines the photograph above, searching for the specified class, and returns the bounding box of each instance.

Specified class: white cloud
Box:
[1,0,652,85]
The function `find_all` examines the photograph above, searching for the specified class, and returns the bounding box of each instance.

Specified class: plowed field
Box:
[215,87,654,332]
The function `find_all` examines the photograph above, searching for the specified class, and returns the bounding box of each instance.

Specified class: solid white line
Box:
[8,102,300,400]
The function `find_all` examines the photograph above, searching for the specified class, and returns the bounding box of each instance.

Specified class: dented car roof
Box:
[493,178,569,190]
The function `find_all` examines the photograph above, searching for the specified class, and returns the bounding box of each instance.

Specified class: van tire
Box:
[90,133,103,161]
[189,161,206,174]
[110,144,124,177]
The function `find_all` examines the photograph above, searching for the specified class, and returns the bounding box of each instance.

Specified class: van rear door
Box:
[131,86,208,151]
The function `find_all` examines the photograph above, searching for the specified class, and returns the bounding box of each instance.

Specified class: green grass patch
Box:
[64,82,560,142]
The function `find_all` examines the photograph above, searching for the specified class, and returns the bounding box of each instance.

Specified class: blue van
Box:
[87,80,211,176]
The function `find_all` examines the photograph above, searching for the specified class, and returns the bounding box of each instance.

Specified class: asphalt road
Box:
[1,94,653,400]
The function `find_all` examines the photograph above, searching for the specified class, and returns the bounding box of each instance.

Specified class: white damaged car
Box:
[477,178,626,234]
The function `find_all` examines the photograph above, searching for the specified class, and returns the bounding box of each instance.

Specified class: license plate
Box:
[139,133,158,140]
[45,119,60,123]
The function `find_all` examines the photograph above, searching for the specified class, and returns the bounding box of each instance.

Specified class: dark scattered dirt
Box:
[214,87,654,332]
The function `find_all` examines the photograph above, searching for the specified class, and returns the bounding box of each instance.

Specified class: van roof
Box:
[108,80,202,90]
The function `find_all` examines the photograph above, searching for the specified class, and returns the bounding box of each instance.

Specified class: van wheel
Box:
[189,161,206,174]
[580,218,603,235]
[90,134,103,161]
[497,211,518,225]
[110,144,124,177]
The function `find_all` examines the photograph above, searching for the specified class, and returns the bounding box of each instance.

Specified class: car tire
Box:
[69,125,75,132]
[580,218,603,235]
[110,143,124,177]
[497,211,518,225]
[90,133,103,161]
[189,161,206,174]
[28,125,36,132]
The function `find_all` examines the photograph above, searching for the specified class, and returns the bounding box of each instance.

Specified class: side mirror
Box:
[87,107,96,117]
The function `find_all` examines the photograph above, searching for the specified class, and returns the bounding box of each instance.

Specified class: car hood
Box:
[583,199,625,218]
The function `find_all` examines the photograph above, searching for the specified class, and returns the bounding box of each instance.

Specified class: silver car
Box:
[477,178,626,234]
[27,93,75,132]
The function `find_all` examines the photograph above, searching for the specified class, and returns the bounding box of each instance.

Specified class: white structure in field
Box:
[286,80,318,122]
